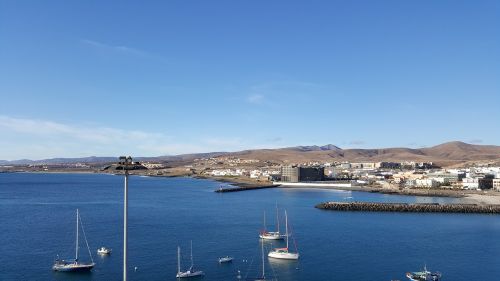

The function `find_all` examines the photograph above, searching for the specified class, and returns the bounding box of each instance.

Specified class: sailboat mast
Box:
[285,210,289,249]
[276,203,280,233]
[190,240,194,268]
[261,240,265,278]
[177,246,181,273]
[263,211,266,231]
[76,209,79,262]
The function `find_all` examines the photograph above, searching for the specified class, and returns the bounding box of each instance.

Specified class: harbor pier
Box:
[215,184,279,193]
[316,201,500,214]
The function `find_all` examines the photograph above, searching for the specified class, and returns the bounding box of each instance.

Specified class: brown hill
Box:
[3,141,499,168]
[220,141,500,167]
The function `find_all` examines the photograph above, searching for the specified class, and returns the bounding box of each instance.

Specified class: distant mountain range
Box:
[226,141,500,167]
[1,141,500,167]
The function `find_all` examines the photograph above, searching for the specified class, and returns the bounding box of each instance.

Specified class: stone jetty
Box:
[215,184,279,193]
[315,201,500,214]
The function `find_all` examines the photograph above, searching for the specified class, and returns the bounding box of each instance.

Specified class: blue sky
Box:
[0,0,499,160]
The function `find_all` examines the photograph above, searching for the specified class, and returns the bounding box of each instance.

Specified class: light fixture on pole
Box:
[118,156,133,281]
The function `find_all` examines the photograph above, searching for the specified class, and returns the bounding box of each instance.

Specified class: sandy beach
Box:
[463,193,500,205]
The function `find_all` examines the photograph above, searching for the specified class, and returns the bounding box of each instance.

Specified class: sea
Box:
[1,172,499,281]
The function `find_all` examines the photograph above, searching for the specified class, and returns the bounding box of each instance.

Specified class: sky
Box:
[0,0,499,160]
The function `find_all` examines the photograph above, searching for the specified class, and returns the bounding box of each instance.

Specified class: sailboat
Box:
[259,205,284,240]
[406,265,442,281]
[53,209,95,272]
[267,210,299,260]
[176,241,204,278]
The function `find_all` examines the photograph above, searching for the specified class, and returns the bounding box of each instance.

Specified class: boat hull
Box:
[259,234,284,240]
[406,271,441,281]
[176,270,205,278]
[53,262,95,272]
[218,257,233,263]
[268,251,299,260]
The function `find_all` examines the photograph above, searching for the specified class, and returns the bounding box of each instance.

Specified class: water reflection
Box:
[268,258,301,280]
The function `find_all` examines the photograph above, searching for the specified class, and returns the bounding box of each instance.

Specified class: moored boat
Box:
[406,265,441,281]
[176,241,204,278]
[259,204,285,240]
[53,209,95,272]
[268,210,299,260]
[218,256,233,263]
[97,247,111,255]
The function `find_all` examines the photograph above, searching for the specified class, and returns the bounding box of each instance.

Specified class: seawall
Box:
[316,201,500,214]
[215,184,279,193]
[273,182,352,188]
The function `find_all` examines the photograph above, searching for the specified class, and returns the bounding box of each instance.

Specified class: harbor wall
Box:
[316,201,500,214]
[215,184,279,193]
[273,182,352,188]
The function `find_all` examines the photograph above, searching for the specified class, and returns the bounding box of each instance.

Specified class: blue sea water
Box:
[1,173,500,281]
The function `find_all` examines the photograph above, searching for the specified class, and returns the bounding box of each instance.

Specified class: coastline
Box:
[4,170,500,205]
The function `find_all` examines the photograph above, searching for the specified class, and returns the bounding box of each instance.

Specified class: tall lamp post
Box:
[118,156,133,281]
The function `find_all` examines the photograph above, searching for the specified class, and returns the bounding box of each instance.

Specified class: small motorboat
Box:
[97,247,112,255]
[218,256,233,263]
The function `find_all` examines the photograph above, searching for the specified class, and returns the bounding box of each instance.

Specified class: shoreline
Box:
[4,170,500,205]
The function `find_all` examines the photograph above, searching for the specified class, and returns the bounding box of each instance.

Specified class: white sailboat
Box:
[406,265,442,281]
[259,205,284,240]
[53,209,95,272]
[268,210,299,260]
[176,241,204,278]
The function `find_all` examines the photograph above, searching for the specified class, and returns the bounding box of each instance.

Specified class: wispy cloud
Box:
[242,80,326,107]
[0,116,280,160]
[0,115,161,144]
[469,139,483,144]
[267,137,283,142]
[349,140,365,145]
[81,39,168,62]
[0,116,217,159]
[246,94,265,104]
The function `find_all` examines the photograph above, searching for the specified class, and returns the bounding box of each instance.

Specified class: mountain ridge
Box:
[1,141,499,167]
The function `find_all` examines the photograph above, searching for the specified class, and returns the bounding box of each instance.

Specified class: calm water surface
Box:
[1,173,499,281]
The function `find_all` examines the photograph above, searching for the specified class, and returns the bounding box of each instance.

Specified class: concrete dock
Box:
[215,184,279,193]
[316,201,500,214]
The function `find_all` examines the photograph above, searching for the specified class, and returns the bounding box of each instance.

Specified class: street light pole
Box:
[124,166,128,281]
[119,156,132,281]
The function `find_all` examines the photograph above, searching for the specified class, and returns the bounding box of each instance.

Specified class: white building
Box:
[462,177,479,190]
[494,179,500,192]
[415,179,440,188]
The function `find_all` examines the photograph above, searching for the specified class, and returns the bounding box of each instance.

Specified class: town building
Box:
[493,179,500,191]
[478,177,494,190]
[415,179,440,188]
[299,167,325,181]
[280,166,324,182]
[375,162,401,169]
[462,177,479,189]
[281,166,299,182]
